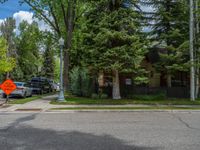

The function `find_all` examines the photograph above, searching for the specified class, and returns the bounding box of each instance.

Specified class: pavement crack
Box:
[172,113,200,131]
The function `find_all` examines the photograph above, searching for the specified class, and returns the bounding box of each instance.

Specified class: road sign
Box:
[0,79,16,95]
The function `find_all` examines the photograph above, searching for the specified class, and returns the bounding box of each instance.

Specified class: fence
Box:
[104,86,190,98]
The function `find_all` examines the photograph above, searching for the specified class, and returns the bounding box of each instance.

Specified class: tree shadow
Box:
[0,114,160,150]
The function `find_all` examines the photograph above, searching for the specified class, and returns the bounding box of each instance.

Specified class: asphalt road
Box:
[0,112,200,150]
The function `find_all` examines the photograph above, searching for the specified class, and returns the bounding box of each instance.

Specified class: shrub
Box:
[70,67,92,97]
[91,93,99,99]
[128,93,166,100]
[100,93,108,99]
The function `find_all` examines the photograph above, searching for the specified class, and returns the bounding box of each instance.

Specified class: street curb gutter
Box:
[46,109,200,113]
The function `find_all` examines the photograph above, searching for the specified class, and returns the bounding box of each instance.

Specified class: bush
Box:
[127,93,166,100]
[91,93,99,99]
[100,93,108,99]
[70,67,92,97]
[91,93,108,99]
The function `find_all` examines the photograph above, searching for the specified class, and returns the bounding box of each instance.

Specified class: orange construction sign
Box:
[0,79,16,95]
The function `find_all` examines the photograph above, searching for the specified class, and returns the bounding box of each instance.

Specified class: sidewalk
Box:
[0,95,5,106]
[1,95,200,113]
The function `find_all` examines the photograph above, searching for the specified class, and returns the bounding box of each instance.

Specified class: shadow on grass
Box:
[0,114,159,150]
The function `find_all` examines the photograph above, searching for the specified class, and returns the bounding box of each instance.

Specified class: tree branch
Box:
[23,0,60,34]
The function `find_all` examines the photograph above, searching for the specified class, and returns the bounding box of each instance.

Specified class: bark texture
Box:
[112,70,121,99]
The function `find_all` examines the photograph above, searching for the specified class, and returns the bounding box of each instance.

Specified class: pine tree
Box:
[142,0,190,87]
[42,34,55,79]
[82,0,147,99]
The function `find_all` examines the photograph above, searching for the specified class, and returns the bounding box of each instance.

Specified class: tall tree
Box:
[0,17,16,78]
[142,0,190,87]
[18,0,78,90]
[82,0,147,99]
[41,33,55,79]
[14,21,42,81]
[0,37,16,76]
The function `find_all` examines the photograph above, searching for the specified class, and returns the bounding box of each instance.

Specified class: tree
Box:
[143,0,190,87]
[0,17,16,78]
[17,0,78,91]
[41,33,55,79]
[0,37,16,75]
[14,21,42,81]
[82,0,147,99]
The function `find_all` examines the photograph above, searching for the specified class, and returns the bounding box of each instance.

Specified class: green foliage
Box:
[91,93,108,99]
[0,37,16,73]
[91,93,99,99]
[127,93,166,101]
[83,2,147,72]
[14,21,42,81]
[100,93,108,99]
[41,33,55,79]
[70,67,92,97]
[143,0,190,74]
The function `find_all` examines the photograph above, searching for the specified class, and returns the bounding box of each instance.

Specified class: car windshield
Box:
[14,82,24,87]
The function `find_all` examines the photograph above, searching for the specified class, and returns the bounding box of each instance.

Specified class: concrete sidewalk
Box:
[0,96,6,106]
[1,95,200,113]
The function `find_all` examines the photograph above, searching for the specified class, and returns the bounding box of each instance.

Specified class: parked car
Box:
[29,77,53,94]
[47,79,58,92]
[2,82,32,98]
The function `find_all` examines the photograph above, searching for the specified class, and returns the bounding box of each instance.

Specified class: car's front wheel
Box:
[23,92,27,98]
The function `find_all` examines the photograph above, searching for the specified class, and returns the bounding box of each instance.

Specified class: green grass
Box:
[8,92,57,104]
[8,96,42,104]
[50,96,200,105]
[51,106,200,110]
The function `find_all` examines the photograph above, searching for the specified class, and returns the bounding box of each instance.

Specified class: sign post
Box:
[0,79,16,103]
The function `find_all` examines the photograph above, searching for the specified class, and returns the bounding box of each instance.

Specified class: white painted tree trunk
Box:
[195,0,199,99]
[112,70,121,100]
[190,0,195,101]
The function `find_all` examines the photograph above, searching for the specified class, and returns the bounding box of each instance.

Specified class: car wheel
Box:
[23,92,27,98]
[30,93,33,97]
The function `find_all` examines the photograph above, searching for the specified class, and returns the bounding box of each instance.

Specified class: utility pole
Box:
[190,0,195,101]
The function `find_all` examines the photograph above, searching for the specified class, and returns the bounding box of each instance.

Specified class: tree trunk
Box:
[195,0,199,99]
[112,70,121,99]
[167,74,172,88]
[63,0,76,91]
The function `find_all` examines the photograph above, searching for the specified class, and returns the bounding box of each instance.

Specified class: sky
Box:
[0,1,152,32]
[0,0,49,31]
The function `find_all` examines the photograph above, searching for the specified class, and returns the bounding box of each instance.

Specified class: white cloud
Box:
[0,19,4,24]
[12,11,50,32]
[13,11,34,26]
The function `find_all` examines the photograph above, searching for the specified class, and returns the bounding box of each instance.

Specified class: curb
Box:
[46,109,200,113]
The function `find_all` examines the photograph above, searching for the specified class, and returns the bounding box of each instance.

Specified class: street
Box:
[0,112,200,150]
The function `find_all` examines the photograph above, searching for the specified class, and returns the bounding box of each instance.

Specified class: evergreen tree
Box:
[41,34,55,79]
[82,0,147,99]
[14,21,42,81]
[142,0,190,87]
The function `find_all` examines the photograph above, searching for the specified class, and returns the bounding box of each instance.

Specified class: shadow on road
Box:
[0,114,159,150]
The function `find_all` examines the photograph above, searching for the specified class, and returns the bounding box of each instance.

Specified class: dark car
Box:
[29,77,53,94]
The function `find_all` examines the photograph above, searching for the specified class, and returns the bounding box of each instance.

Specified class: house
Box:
[98,48,190,98]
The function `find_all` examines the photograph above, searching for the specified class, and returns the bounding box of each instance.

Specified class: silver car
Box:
[2,82,32,98]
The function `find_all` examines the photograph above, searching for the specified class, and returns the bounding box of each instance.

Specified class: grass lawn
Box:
[8,96,42,104]
[50,96,200,105]
[8,92,57,104]
[51,106,200,110]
